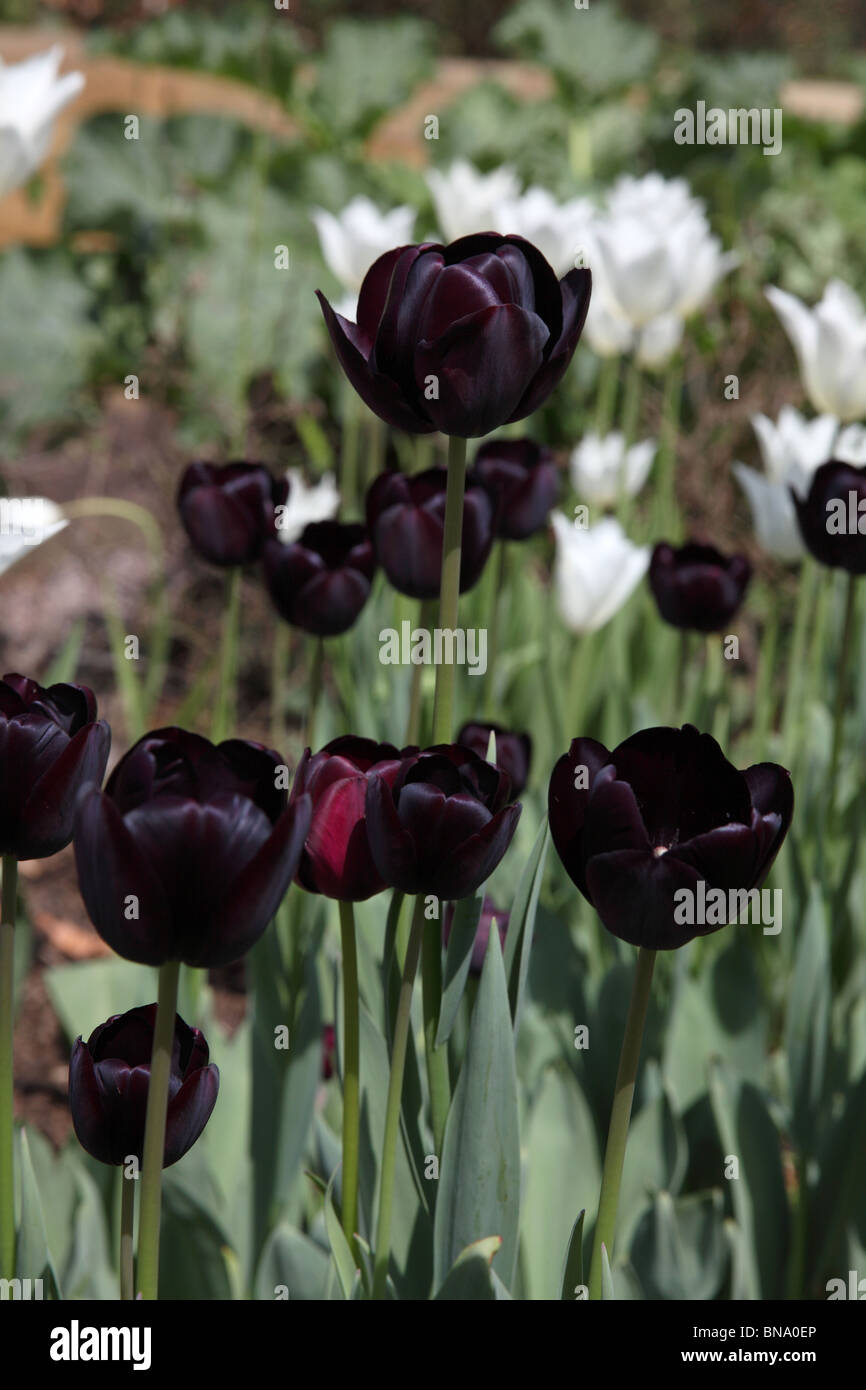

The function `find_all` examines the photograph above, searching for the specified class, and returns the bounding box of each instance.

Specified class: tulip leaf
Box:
[43,958,155,1043]
[158,1164,235,1300]
[630,1190,727,1301]
[618,1088,687,1252]
[808,1064,866,1289]
[504,817,550,1041]
[436,890,484,1047]
[433,922,521,1293]
[560,1209,586,1301]
[600,1243,616,1301]
[324,1169,358,1301]
[784,882,830,1155]
[522,1065,599,1301]
[15,1128,62,1299]
[62,1164,116,1301]
[433,1236,501,1300]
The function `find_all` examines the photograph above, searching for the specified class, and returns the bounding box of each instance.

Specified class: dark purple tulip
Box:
[365,744,521,901]
[366,468,496,599]
[649,541,752,633]
[548,724,793,950]
[292,735,408,901]
[0,674,109,860]
[68,1005,218,1167]
[792,460,866,573]
[318,234,592,438]
[262,521,375,637]
[457,721,532,797]
[473,438,559,540]
[73,727,312,967]
[178,461,288,567]
[321,1023,336,1081]
[443,895,509,976]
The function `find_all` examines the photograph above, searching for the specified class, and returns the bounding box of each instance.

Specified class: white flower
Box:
[765,280,866,422]
[0,496,67,574]
[311,196,415,293]
[732,406,838,562]
[0,47,84,199]
[551,512,649,634]
[569,431,656,507]
[493,186,594,277]
[275,471,340,544]
[425,160,520,243]
[835,422,866,464]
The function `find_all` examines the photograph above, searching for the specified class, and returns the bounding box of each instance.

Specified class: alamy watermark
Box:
[379,620,487,676]
[674,101,782,157]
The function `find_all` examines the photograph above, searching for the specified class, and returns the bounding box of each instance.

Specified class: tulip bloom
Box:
[792,460,866,573]
[312,196,416,314]
[318,233,591,438]
[493,187,595,279]
[69,1005,218,1167]
[365,744,521,900]
[549,725,793,950]
[0,46,84,199]
[765,280,866,423]
[570,431,656,509]
[177,461,287,568]
[366,468,496,599]
[551,513,649,635]
[732,408,840,563]
[472,439,559,541]
[649,541,751,633]
[73,728,312,967]
[262,521,375,636]
[443,895,508,976]
[456,721,532,797]
[0,675,110,860]
[425,160,520,245]
[292,736,406,901]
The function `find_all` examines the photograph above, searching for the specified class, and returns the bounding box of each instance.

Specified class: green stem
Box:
[136,959,180,1301]
[483,541,507,719]
[338,901,361,1261]
[431,436,468,744]
[422,914,450,1155]
[405,601,433,746]
[620,357,643,448]
[120,1171,136,1300]
[212,567,243,744]
[781,558,818,760]
[588,946,656,1300]
[652,356,683,538]
[372,895,425,1300]
[594,355,619,436]
[0,855,18,1281]
[305,636,325,749]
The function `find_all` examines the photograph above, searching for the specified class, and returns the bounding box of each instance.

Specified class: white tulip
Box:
[0,46,84,199]
[493,186,595,277]
[276,470,340,544]
[425,160,520,243]
[569,431,656,508]
[732,406,838,562]
[835,422,866,464]
[311,196,415,293]
[551,511,649,634]
[0,496,67,574]
[765,280,866,423]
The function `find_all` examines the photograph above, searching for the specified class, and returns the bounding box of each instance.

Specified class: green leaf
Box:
[618,1088,687,1251]
[324,1169,357,1302]
[309,18,433,138]
[43,957,154,1043]
[434,923,521,1293]
[158,1162,235,1300]
[630,1191,728,1301]
[15,1128,62,1298]
[784,883,830,1154]
[560,1209,586,1300]
[434,1237,501,1300]
[436,890,484,1046]
[504,817,550,1040]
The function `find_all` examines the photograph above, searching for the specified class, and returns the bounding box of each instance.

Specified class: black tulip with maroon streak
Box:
[0,675,109,861]
[649,541,752,633]
[73,727,312,967]
[365,744,521,900]
[366,468,496,600]
[262,521,375,637]
[177,461,287,568]
[68,1005,218,1167]
[318,234,592,438]
[473,438,559,540]
[548,724,793,950]
[457,721,532,797]
[792,460,866,574]
[292,735,409,901]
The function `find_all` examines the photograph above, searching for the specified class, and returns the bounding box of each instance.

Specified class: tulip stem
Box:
[829,571,858,805]
[431,436,468,743]
[338,901,361,1262]
[213,567,243,744]
[305,636,325,750]
[405,601,433,745]
[372,895,425,1300]
[594,356,619,437]
[137,959,180,1301]
[422,915,450,1155]
[620,357,643,448]
[120,1172,136,1300]
[483,542,508,719]
[653,355,683,538]
[588,945,655,1300]
[0,855,18,1281]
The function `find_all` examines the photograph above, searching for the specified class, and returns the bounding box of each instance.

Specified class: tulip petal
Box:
[547,737,610,897]
[317,292,435,433]
[365,772,421,893]
[586,848,706,949]
[428,802,522,900]
[18,719,111,858]
[164,1064,220,1167]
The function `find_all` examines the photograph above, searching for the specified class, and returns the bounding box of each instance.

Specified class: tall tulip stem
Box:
[120,1171,136,1300]
[829,571,858,805]
[372,894,425,1300]
[422,914,450,1155]
[432,436,468,743]
[137,958,180,1301]
[305,636,325,750]
[338,901,361,1260]
[0,855,18,1281]
[589,945,656,1300]
[213,566,243,743]
[483,541,508,719]
[405,601,433,745]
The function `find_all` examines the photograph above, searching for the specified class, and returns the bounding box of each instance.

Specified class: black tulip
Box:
[473,437,559,540]
[792,460,866,573]
[263,521,375,636]
[649,541,752,632]
[178,461,287,567]
[456,721,532,797]
[366,468,496,599]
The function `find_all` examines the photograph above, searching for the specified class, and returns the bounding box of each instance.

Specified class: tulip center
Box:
[652,844,670,857]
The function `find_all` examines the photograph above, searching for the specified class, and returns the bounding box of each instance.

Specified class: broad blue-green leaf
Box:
[434,1236,501,1300]
[15,1128,62,1298]
[434,923,521,1292]
[784,883,830,1154]
[522,1066,599,1300]
[323,1169,357,1302]
[436,891,484,1046]
[560,1210,585,1300]
[630,1190,727,1301]
[159,1161,235,1300]
[618,1088,687,1251]
[505,819,550,1042]
[43,958,153,1042]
